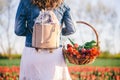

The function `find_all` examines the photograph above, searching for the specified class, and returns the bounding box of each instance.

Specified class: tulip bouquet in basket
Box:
[63,21,100,65]
[63,38,100,65]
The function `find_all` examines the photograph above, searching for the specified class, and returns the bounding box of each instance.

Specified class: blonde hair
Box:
[32,0,63,9]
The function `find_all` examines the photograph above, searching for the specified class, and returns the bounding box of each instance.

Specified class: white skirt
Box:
[19,47,71,80]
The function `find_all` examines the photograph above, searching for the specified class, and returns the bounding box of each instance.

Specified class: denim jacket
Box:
[15,0,76,47]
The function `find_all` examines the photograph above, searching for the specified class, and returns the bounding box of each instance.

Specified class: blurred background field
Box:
[1,58,120,67]
[0,53,120,80]
[0,52,120,67]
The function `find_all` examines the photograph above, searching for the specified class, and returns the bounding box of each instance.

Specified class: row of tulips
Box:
[0,66,19,80]
[0,66,120,80]
[69,66,120,80]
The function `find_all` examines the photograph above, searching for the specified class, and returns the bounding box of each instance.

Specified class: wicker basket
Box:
[63,21,100,65]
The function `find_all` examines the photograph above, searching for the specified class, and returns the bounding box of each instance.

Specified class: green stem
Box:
[68,38,75,45]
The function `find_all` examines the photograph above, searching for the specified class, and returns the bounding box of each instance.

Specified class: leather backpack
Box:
[32,10,61,49]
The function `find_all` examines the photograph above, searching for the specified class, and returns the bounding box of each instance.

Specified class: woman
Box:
[15,0,76,80]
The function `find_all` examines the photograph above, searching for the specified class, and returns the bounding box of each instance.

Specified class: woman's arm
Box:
[14,0,27,36]
[62,6,76,36]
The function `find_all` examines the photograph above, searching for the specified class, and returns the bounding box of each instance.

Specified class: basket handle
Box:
[76,21,99,47]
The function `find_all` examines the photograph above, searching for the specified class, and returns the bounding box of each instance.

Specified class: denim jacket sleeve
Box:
[14,0,27,36]
[62,6,76,36]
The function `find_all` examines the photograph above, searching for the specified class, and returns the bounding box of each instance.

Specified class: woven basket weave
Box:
[63,21,100,65]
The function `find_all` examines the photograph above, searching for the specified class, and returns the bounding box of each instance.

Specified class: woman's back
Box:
[15,0,75,47]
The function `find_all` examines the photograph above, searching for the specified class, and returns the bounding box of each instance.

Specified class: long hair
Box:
[32,0,63,10]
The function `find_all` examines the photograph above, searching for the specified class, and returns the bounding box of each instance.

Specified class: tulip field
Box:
[0,66,19,80]
[0,66,120,80]
[0,58,120,80]
[69,66,120,80]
